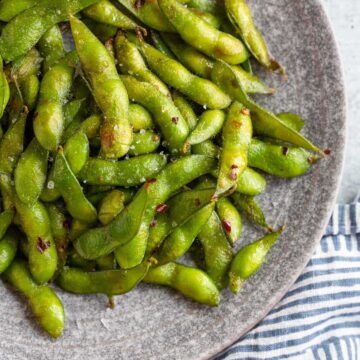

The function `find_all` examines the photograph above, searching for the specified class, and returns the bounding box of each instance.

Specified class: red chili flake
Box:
[144,178,157,189]
[222,220,232,233]
[324,149,331,155]
[59,22,70,32]
[150,219,158,227]
[63,219,72,230]
[134,0,145,10]
[171,116,179,124]
[156,203,170,213]
[105,37,114,48]
[37,237,50,254]
[241,108,250,116]
[282,147,289,156]
[194,198,201,207]
[230,164,238,180]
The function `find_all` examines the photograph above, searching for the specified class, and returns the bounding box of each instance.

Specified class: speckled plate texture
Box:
[0,1,346,359]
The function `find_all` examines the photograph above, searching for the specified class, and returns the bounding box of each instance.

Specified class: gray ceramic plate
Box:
[0,0,346,359]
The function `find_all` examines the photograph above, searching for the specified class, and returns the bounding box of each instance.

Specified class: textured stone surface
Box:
[0,1,346,359]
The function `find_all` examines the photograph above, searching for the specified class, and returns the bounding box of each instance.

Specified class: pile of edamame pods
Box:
[0,0,326,338]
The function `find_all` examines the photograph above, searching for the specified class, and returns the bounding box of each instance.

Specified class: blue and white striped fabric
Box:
[218,197,360,360]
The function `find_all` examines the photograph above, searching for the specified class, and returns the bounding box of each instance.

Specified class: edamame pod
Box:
[121,75,189,154]
[138,41,231,109]
[0,0,101,61]
[158,0,249,64]
[63,99,87,129]
[150,30,175,58]
[53,148,97,224]
[14,138,49,205]
[216,102,252,196]
[74,155,216,259]
[211,61,323,154]
[277,112,305,132]
[129,104,154,131]
[70,16,132,158]
[0,228,19,274]
[57,261,150,296]
[172,91,197,131]
[79,115,102,139]
[63,131,90,175]
[144,262,220,306]
[0,209,14,240]
[79,154,167,186]
[82,18,117,43]
[229,228,283,293]
[129,130,161,156]
[3,259,64,338]
[0,0,36,21]
[98,190,126,225]
[21,74,40,111]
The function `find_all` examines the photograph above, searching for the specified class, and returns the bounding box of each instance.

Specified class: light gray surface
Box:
[323,0,360,203]
[0,1,346,359]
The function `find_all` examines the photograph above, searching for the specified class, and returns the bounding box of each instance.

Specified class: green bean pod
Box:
[172,91,197,131]
[14,196,58,284]
[138,41,231,109]
[0,0,35,21]
[185,110,225,148]
[232,193,270,229]
[216,197,242,246]
[83,0,139,31]
[74,155,216,259]
[70,16,132,159]
[115,32,170,97]
[3,259,64,337]
[129,130,161,156]
[158,0,249,64]
[0,228,19,274]
[98,190,126,225]
[121,75,189,154]
[38,25,65,72]
[229,228,283,293]
[216,102,252,196]
[198,211,233,288]
[144,262,220,306]
[211,61,323,154]
[0,209,14,240]
[34,63,74,151]
[157,202,214,264]
[129,104,154,132]
[14,138,49,205]
[53,148,97,224]
[225,0,282,71]
[79,154,167,186]
[57,261,150,296]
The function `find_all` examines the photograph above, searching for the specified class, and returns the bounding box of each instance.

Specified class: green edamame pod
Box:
[79,154,167,186]
[0,0,100,61]
[0,108,27,174]
[79,114,102,139]
[216,102,252,196]
[158,0,249,65]
[3,259,64,338]
[34,63,74,151]
[63,99,87,128]
[190,8,221,28]
[83,0,139,31]
[10,48,42,83]
[211,61,323,154]
[120,75,189,154]
[0,173,14,210]
[21,74,40,111]
[53,148,97,224]
[129,104,154,131]
[69,219,93,242]
[129,130,161,156]
[67,248,96,271]
[70,16,132,159]
[161,33,273,94]
[74,155,216,259]
[82,18,117,43]
[63,131,90,175]
[216,197,242,246]
[225,0,282,71]
[180,0,220,13]
[157,202,214,264]
[229,228,283,293]
[241,59,253,74]
[172,91,197,131]
[231,193,270,230]
[0,0,36,21]
[14,196,58,284]
[115,32,170,97]
[0,56,8,118]
[14,138,49,205]
[57,261,150,296]
[0,209,14,240]
[0,228,18,274]
[198,211,233,288]
[138,41,231,109]
[248,138,316,178]
[38,25,65,72]
[146,214,173,256]
[144,262,220,306]
[150,30,175,58]
[98,190,126,225]
[192,140,220,159]
[96,254,117,270]
[185,110,225,149]
[277,112,305,132]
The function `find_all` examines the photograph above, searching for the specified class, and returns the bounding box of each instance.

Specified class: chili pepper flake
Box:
[37,237,50,254]
[222,220,232,233]
[171,116,179,124]
[282,147,289,156]
[324,149,331,155]
[156,203,170,213]
[134,0,145,10]
[230,165,239,180]
[144,178,157,189]
[241,108,250,116]
[150,219,158,227]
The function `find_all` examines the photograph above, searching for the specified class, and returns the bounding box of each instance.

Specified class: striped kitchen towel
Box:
[218,197,360,360]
